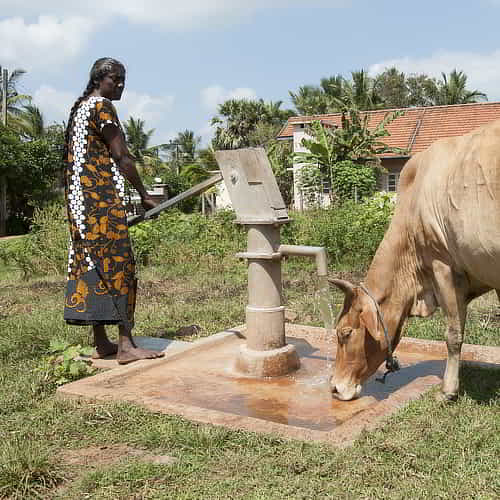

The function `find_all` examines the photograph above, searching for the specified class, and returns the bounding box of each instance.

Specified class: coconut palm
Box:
[320,75,346,102]
[18,104,45,139]
[173,129,201,164]
[435,70,487,105]
[123,116,155,162]
[342,70,382,110]
[0,68,31,118]
[289,85,329,115]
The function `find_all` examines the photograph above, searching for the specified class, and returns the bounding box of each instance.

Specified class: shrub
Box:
[331,160,377,201]
[0,197,394,275]
[0,201,68,276]
[283,192,395,270]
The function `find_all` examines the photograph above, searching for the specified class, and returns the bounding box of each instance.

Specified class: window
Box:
[387,173,399,192]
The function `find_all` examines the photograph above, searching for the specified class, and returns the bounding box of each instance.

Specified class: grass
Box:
[0,237,499,499]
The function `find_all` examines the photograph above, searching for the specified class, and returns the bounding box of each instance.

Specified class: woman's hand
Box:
[141,195,158,212]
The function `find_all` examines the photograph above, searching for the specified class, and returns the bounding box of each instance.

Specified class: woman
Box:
[63,57,163,364]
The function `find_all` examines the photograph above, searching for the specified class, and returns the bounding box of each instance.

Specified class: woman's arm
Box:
[102,125,157,210]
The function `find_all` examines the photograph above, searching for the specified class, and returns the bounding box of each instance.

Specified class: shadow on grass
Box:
[459,365,500,404]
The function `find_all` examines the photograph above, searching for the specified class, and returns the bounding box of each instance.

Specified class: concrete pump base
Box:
[235,343,300,377]
[58,324,500,447]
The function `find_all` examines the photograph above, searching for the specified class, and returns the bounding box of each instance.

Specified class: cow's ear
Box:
[360,302,379,341]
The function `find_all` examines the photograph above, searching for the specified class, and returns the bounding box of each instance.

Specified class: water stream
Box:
[295,275,337,388]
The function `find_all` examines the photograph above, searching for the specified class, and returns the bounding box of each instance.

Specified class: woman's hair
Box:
[62,57,125,165]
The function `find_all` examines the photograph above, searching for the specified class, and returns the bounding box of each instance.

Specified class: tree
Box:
[405,73,440,107]
[211,98,294,150]
[373,67,409,108]
[289,85,330,115]
[290,71,383,115]
[197,147,218,172]
[343,70,382,110]
[123,116,155,163]
[19,104,46,140]
[173,129,201,165]
[435,69,487,105]
[0,124,62,233]
[290,68,488,115]
[246,121,295,206]
[0,68,31,118]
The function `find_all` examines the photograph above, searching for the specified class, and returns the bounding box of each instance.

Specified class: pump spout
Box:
[278,245,328,276]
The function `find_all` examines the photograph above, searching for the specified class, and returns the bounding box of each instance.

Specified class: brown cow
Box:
[330,119,500,401]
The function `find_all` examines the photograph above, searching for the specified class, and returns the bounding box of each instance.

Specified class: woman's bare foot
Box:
[92,341,118,359]
[117,346,164,365]
[92,325,118,359]
[116,325,165,365]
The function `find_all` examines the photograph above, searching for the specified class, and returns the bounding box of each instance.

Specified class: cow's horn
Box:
[328,278,355,300]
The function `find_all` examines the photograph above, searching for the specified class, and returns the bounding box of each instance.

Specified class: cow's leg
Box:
[432,261,468,401]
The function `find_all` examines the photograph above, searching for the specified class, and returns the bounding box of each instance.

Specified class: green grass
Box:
[0,238,499,499]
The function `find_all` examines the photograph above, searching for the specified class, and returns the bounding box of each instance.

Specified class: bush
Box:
[0,201,68,276]
[0,197,394,275]
[331,160,377,201]
[130,208,245,266]
[283,192,395,270]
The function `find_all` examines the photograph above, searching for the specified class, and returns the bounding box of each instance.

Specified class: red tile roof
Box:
[277,102,500,157]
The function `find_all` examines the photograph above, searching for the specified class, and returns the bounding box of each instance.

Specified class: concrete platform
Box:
[58,324,500,446]
[83,336,191,370]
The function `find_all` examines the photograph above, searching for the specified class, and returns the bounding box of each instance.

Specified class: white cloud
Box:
[200,85,258,112]
[32,85,76,125]
[197,121,216,146]
[119,90,175,128]
[31,86,175,134]
[1,1,346,31]
[369,49,500,101]
[0,1,348,70]
[0,15,97,70]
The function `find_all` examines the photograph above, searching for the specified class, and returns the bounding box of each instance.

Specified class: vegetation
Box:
[0,202,498,499]
[0,63,489,235]
[0,124,63,234]
[211,98,295,150]
[294,105,405,203]
[289,67,488,114]
[123,116,156,163]
[0,68,32,123]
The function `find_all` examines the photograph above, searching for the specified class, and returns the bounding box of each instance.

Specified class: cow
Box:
[329,119,500,401]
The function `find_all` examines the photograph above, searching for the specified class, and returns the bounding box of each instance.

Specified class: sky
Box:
[2,0,500,146]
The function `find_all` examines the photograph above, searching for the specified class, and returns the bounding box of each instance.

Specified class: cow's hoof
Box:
[435,391,458,403]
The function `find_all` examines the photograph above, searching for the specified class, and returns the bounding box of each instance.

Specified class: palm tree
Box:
[289,85,329,115]
[123,116,155,162]
[211,99,262,149]
[19,104,45,139]
[173,129,201,164]
[0,68,31,119]
[343,70,382,110]
[320,75,345,101]
[435,70,487,105]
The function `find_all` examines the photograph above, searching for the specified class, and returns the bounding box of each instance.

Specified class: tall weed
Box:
[0,201,68,276]
[0,197,394,276]
[283,193,395,270]
[0,436,64,499]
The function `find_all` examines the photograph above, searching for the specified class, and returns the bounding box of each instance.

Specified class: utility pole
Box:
[0,67,8,236]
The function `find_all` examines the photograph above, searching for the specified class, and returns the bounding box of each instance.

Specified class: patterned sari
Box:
[64,96,136,330]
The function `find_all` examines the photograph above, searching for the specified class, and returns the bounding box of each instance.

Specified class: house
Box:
[277,102,500,210]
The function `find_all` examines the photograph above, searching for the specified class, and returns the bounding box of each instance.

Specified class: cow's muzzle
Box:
[330,380,362,401]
